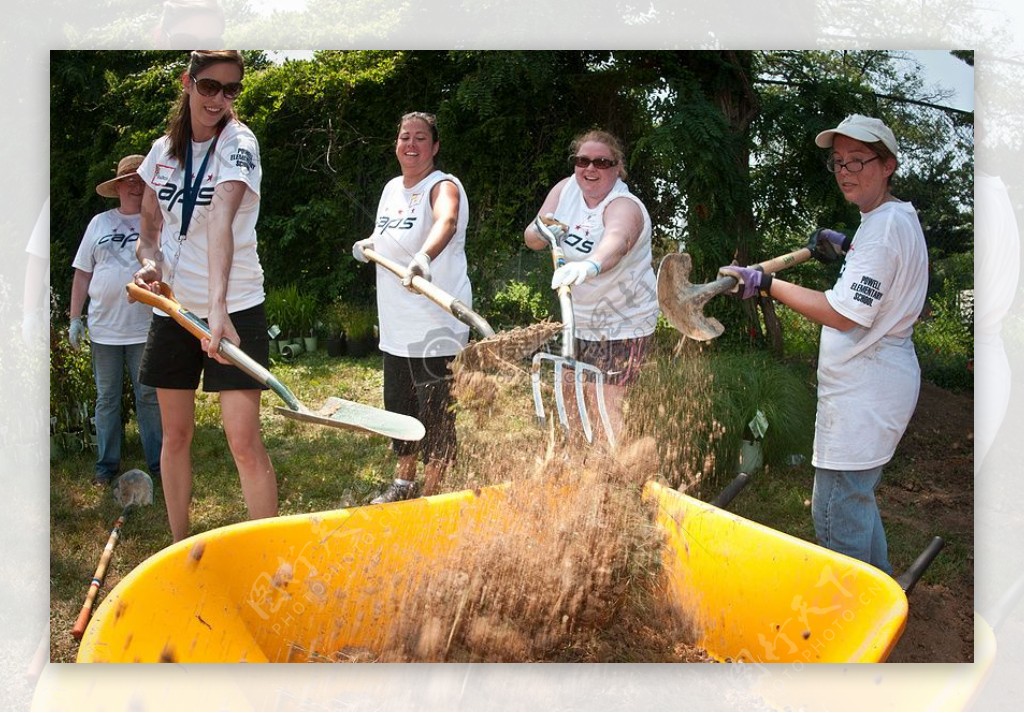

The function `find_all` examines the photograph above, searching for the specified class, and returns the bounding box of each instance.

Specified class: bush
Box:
[914,280,973,391]
[489,279,551,329]
[49,324,97,436]
[626,342,816,499]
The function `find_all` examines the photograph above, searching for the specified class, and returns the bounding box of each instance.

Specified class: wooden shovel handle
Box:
[361,248,495,338]
[755,246,813,275]
[71,510,126,640]
[125,282,302,410]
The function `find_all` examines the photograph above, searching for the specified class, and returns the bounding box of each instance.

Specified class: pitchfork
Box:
[529,216,616,447]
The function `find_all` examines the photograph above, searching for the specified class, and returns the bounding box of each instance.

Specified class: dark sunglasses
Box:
[571,155,618,170]
[191,74,243,100]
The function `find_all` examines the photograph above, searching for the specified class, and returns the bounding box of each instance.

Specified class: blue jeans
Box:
[811,466,892,574]
[91,342,162,479]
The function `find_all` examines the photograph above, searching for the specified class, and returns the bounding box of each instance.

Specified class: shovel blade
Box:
[275,397,425,442]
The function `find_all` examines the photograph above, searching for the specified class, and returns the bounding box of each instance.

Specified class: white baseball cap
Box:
[815,114,899,156]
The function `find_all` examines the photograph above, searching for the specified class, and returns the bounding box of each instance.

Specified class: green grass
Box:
[50,344,971,662]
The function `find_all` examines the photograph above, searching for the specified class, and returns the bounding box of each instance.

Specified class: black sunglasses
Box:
[191,74,243,100]
[571,155,618,170]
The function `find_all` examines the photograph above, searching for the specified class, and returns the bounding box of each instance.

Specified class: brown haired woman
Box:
[523,129,659,445]
[133,50,277,541]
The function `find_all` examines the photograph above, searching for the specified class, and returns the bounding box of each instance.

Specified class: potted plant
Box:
[324,302,348,357]
[345,306,377,358]
[296,295,319,353]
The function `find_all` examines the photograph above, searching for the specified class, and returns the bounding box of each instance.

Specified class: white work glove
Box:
[68,317,86,350]
[551,259,601,289]
[534,213,567,246]
[352,238,374,263]
[402,251,432,288]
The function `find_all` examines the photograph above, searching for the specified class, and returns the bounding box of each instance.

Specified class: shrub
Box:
[626,342,816,499]
[914,280,973,391]
[489,279,551,329]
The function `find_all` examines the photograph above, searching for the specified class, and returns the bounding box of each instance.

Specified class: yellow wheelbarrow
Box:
[75,481,912,664]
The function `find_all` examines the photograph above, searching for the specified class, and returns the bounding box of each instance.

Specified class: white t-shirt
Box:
[551,177,659,341]
[373,170,472,358]
[814,200,929,470]
[137,119,265,318]
[71,208,153,345]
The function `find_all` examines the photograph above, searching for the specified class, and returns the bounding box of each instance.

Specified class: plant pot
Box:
[303,336,318,353]
[268,340,278,356]
[737,439,763,475]
[281,341,304,360]
[326,335,346,357]
[278,338,293,354]
[347,336,373,358]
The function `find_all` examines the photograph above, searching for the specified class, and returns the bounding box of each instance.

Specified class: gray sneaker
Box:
[370,480,417,505]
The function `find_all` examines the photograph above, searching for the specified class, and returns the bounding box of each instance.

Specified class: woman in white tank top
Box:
[524,130,659,444]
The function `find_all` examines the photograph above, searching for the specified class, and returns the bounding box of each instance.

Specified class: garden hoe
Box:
[71,468,153,640]
[657,245,814,341]
[126,282,425,442]
[529,215,615,448]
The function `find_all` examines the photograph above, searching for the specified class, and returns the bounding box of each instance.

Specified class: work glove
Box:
[718,265,770,300]
[402,251,432,288]
[534,214,567,246]
[352,238,374,263]
[552,259,601,289]
[69,317,86,350]
[806,228,852,264]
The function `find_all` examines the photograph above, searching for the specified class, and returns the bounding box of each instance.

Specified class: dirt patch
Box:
[884,381,974,663]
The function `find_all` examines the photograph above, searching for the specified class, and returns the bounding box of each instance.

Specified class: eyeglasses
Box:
[191,74,243,100]
[826,155,879,174]
[571,155,618,170]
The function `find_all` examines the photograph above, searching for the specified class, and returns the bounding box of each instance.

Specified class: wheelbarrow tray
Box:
[76,482,907,663]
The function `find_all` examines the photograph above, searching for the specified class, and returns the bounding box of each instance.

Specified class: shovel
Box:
[657,245,814,341]
[71,468,153,640]
[126,282,425,442]
[529,216,615,447]
[361,247,495,339]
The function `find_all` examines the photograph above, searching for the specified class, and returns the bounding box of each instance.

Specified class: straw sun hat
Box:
[95,155,145,198]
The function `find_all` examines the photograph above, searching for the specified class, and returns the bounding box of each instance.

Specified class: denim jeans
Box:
[91,342,162,479]
[811,466,892,574]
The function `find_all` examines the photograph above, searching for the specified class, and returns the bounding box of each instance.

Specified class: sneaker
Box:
[370,480,417,505]
[91,473,113,487]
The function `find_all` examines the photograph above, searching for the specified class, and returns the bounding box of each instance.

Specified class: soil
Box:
[883,381,974,663]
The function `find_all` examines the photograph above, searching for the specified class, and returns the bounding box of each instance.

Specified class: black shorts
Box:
[139,303,270,392]
[382,352,456,463]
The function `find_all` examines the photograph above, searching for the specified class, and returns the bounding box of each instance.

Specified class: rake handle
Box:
[361,248,495,338]
[125,282,302,411]
[72,509,127,640]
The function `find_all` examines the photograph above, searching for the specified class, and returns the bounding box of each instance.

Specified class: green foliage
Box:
[627,343,816,499]
[49,327,96,434]
[489,280,551,329]
[914,279,973,391]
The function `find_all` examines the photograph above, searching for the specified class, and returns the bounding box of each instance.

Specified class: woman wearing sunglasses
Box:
[133,50,277,542]
[719,115,928,574]
[523,129,659,445]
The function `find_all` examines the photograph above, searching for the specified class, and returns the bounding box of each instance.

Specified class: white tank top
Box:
[553,177,659,340]
[373,170,472,357]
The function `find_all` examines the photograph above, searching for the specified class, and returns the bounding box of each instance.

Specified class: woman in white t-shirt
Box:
[523,129,659,445]
[132,50,277,542]
[721,115,929,574]
[352,112,471,504]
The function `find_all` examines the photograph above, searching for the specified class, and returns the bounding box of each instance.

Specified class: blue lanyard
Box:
[180,132,219,238]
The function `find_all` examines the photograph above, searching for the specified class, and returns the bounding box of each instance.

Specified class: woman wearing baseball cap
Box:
[720,114,929,575]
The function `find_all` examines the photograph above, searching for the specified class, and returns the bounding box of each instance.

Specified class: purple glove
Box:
[718,265,769,300]
[806,228,851,263]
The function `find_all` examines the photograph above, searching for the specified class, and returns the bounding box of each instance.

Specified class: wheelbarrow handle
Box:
[361,248,495,339]
[125,282,302,411]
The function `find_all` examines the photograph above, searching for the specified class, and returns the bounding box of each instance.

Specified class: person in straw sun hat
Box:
[69,153,163,487]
